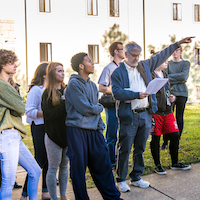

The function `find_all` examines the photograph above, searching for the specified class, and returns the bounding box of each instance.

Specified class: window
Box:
[88,45,99,64]
[173,3,182,21]
[88,0,98,16]
[110,0,119,17]
[195,47,200,65]
[40,43,52,62]
[39,0,51,12]
[196,85,200,100]
[194,4,200,22]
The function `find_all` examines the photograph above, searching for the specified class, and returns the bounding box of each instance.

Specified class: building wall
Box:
[25,0,134,85]
[0,0,200,101]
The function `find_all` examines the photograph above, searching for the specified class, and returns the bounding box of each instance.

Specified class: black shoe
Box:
[13,181,22,189]
[172,163,191,170]
[161,142,168,150]
[154,164,167,175]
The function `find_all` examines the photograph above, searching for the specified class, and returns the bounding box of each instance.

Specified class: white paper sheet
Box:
[145,78,169,94]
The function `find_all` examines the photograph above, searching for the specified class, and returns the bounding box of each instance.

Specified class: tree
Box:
[101,23,128,53]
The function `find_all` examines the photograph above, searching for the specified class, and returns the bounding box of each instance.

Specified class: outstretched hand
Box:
[177,36,195,45]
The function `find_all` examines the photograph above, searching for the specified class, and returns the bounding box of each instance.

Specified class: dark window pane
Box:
[194,5,200,22]
[173,3,181,21]
[88,45,99,64]
[40,43,52,62]
[39,0,51,12]
[40,43,45,61]
[110,0,119,17]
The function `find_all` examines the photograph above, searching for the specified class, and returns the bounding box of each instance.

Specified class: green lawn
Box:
[24,104,200,188]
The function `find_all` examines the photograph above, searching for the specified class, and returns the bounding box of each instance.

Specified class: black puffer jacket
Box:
[151,70,172,114]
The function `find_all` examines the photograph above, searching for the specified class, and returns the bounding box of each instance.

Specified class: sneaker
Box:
[130,179,150,188]
[171,163,191,170]
[116,181,131,193]
[13,181,22,189]
[154,164,167,175]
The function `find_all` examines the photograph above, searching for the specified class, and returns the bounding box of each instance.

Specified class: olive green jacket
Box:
[0,78,27,136]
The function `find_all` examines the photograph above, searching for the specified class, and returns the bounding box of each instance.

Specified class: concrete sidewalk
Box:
[12,163,200,200]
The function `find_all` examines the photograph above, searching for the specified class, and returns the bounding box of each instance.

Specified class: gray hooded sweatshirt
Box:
[65,74,105,133]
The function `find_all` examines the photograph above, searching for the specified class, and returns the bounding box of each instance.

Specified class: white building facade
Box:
[0,0,200,101]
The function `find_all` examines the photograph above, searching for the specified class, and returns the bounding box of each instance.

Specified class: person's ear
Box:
[114,49,118,55]
[79,63,84,70]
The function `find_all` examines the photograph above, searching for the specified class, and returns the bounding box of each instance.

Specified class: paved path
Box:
[12,163,200,200]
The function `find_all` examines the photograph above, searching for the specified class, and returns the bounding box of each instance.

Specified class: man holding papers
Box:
[111,37,194,193]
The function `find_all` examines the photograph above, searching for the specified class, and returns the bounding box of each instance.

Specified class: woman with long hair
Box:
[42,62,68,200]
[0,49,41,199]
[20,63,51,200]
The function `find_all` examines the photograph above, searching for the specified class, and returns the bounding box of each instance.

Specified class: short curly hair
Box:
[0,49,18,72]
[70,52,88,72]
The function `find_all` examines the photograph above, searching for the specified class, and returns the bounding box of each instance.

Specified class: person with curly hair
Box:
[0,49,41,200]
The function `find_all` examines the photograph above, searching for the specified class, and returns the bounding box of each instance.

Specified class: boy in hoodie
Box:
[65,52,122,200]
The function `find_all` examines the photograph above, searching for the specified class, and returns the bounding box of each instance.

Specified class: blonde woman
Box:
[41,62,68,200]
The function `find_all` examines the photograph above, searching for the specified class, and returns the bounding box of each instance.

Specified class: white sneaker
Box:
[130,179,150,188]
[116,181,131,193]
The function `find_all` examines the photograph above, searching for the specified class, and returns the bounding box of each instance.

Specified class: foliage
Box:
[22,92,27,104]
[101,23,128,53]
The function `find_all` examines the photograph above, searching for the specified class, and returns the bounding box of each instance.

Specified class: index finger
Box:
[188,36,196,39]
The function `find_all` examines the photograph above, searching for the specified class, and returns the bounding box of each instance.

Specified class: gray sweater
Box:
[65,74,105,132]
[166,60,190,97]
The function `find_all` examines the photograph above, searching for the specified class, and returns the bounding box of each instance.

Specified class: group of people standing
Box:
[0,35,194,200]
[0,50,121,200]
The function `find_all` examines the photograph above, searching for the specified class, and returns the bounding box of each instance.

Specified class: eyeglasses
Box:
[129,52,142,58]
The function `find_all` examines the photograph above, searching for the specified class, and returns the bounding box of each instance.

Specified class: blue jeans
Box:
[22,123,48,197]
[0,129,41,200]
[116,111,152,182]
[105,107,118,166]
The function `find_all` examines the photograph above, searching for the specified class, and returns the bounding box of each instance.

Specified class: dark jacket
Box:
[151,71,172,114]
[42,87,67,148]
[111,42,180,125]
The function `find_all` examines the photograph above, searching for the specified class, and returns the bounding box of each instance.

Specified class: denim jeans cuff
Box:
[42,188,48,193]
[130,176,141,181]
